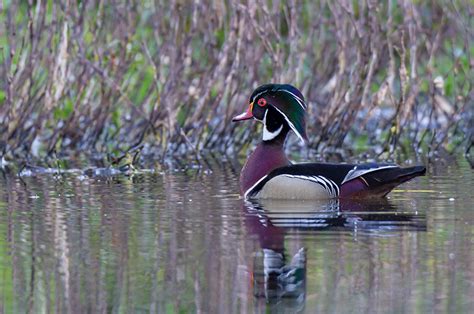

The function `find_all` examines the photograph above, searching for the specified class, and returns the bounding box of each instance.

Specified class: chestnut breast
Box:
[240,143,290,196]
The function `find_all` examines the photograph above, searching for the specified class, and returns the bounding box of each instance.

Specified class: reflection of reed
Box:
[0,165,473,313]
[54,199,71,313]
[242,196,429,312]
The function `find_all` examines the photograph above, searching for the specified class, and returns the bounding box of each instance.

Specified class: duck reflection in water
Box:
[241,198,426,311]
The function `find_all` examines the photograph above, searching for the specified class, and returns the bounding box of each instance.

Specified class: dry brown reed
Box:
[0,1,472,165]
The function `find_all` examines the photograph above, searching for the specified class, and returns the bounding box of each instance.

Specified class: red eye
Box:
[257,98,267,107]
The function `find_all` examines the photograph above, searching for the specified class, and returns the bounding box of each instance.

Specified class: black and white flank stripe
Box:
[278,174,339,197]
[245,173,340,199]
[243,162,407,200]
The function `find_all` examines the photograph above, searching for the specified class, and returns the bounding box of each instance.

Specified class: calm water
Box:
[0,157,473,313]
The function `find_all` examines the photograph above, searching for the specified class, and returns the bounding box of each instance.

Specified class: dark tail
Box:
[361,166,426,197]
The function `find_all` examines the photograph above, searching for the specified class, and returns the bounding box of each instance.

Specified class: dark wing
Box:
[346,165,426,197]
[340,163,400,184]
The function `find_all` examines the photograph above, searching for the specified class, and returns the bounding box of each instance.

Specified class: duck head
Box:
[232,84,308,143]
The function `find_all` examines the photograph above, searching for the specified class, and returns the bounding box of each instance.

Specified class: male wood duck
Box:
[233,84,426,200]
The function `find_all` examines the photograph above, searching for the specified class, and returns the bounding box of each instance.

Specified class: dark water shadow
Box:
[242,198,427,312]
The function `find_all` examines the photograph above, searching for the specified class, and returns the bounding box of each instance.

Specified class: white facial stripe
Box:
[295,98,306,110]
[282,89,304,102]
[262,109,284,141]
[280,90,307,110]
[272,106,306,143]
[251,91,267,103]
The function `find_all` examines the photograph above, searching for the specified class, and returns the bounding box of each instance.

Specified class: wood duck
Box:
[232,84,426,200]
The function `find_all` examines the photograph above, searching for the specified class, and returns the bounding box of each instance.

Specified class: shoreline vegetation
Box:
[0,1,472,170]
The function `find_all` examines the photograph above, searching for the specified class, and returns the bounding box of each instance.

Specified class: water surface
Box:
[0,158,473,313]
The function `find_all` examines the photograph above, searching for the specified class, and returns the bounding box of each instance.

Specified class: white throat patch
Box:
[262,109,283,141]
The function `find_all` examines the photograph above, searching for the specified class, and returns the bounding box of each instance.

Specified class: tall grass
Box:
[0,1,472,165]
